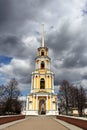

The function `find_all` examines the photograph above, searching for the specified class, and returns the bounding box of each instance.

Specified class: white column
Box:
[36,96,38,110]
[52,75,54,92]
[48,62,50,70]
[47,95,48,110]
[50,94,51,110]
[34,76,36,89]
[51,76,53,91]
[31,76,32,92]
[38,98,39,113]
[57,98,58,112]
[35,62,36,69]
[49,62,50,69]
[32,95,34,110]
[39,61,40,69]
[47,76,49,89]
[50,76,52,90]
[35,77,37,89]
[51,96,53,110]
[33,76,34,89]
[46,76,48,90]
[31,76,33,92]
[26,96,28,111]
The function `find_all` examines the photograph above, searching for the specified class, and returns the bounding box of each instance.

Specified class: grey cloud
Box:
[54,68,82,85]
[0,0,50,35]
[46,21,75,57]
[0,35,25,57]
[0,0,12,24]
[62,41,87,68]
[82,74,87,80]
[0,35,37,60]
[63,54,87,68]
[20,76,31,84]
[45,18,87,69]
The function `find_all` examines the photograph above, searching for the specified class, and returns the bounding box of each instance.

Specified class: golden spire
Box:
[42,23,44,47]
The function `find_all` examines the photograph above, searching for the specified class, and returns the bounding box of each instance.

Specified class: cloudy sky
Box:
[0,0,87,95]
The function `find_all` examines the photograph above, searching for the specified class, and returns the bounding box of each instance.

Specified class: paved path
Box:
[1,117,68,130]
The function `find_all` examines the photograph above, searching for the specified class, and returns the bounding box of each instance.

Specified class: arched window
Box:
[40,78,45,89]
[41,61,45,69]
[41,51,44,56]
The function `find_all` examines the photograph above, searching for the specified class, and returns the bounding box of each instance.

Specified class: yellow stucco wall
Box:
[32,69,52,93]
[33,96,36,110]
[48,97,50,110]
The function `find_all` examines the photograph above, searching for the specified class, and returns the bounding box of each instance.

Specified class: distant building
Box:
[83,108,87,115]
[26,25,58,115]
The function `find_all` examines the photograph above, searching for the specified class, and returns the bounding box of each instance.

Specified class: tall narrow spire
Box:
[42,23,44,47]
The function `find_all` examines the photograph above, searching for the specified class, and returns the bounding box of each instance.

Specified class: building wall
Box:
[27,94,57,112]
[31,71,54,93]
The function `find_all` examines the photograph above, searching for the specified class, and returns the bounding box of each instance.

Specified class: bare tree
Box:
[59,80,70,115]
[3,78,22,114]
[77,86,86,116]
[5,79,19,99]
[0,85,6,114]
[58,80,87,116]
[69,85,78,108]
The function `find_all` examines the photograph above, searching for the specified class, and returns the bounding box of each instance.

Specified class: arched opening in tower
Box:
[41,50,44,56]
[40,78,45,89]
[41,61,45,69]
[39,99,46,115]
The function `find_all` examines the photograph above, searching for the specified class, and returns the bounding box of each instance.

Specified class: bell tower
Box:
[26,25,58,115]
[31,24,54,94]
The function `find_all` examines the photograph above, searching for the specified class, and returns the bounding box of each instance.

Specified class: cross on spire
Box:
[42,23,44,47]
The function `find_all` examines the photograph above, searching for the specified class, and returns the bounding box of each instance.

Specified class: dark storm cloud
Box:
[0,35,25,57]
[53,64,82,85]
[0,35,37,60]
[20,76,31,84]
[45,19,87,69]
[63,53,87,68]
[0,0,28,33]
[63,41,87,68]
[0,0,50,35]
[46,21,76,57]
[82,74,87,80]
[0,0,12,24]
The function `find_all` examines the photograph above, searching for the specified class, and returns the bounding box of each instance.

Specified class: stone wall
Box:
[0,115,25,125]
[56,115,87,130]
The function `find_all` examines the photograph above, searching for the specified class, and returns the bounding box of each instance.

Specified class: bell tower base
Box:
[26,110,58,115]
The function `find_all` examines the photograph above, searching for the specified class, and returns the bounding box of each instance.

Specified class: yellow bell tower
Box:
[26,24,58,115]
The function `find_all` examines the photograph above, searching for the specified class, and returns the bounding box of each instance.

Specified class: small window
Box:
[41,61,45,69]
[41,51,44,56]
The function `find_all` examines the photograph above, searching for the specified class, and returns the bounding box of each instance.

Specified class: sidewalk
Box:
[0,117,28,130]
[53,118,83,130]
[0,116,83,130]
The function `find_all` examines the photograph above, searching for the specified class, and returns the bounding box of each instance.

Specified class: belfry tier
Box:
[31,47,54,94]
[35,47,50,70]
